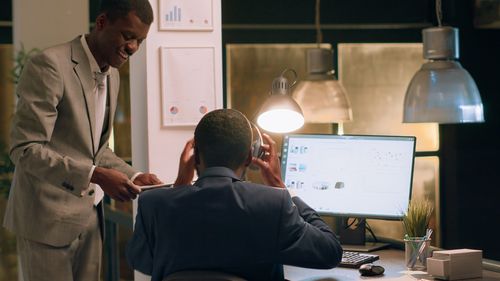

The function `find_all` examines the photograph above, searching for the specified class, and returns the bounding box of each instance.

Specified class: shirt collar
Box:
[196,167,242,183]
[80,34,109,77]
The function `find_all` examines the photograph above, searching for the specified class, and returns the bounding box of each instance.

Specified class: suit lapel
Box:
[71,37,97,156]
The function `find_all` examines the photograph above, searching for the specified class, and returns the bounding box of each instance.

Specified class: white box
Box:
[427,249,482,280]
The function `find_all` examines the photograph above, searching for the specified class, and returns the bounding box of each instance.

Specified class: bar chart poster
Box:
[159,0,213,31]
[160,47,216,127]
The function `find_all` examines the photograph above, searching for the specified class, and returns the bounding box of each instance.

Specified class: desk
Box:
[285,249,500,281]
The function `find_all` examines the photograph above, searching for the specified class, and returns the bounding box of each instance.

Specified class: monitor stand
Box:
[337,218,389,252]
[341,242,389,252]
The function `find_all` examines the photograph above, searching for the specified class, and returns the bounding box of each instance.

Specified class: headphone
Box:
[250,122,264,160]
[240,111,265,178]
[240,110,264,160]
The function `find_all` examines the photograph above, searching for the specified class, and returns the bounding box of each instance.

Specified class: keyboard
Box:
[339,251,380,268]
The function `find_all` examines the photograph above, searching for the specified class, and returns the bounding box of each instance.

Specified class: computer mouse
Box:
[359,263,385,276]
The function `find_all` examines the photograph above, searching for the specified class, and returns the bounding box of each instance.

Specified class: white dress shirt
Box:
[80,35,108,205]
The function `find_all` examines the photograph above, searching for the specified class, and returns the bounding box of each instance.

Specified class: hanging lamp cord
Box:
[436,0,442,26]
[315,0,323,47]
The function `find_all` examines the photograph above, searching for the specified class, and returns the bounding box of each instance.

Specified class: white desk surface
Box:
[284,249,500,281]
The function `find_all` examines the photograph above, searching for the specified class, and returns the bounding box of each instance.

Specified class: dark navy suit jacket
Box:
[126,167,342,281]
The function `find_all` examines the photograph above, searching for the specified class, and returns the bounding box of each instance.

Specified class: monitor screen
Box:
[281,134,416,220]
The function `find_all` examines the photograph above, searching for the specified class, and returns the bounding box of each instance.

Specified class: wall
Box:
[131,0,223,192]
[13,0,88,51]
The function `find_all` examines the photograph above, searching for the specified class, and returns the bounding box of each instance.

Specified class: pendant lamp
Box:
[292,0,352,127]
[403,0,484,123]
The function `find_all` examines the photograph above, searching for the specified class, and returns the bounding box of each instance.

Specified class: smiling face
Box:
[92,10,150,70]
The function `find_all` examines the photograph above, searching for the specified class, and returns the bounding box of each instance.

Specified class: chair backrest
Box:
[164,270,247,281]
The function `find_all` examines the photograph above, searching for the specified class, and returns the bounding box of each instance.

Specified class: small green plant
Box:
[0,45,36,197]
[402,199,434,237]
[10,44,40,85]
[0,142,14,198]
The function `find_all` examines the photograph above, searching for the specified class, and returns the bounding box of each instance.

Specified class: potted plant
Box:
[0,45,39,197]
[402,199,434,270]
[0,142,14,198]
[11,44,40,84]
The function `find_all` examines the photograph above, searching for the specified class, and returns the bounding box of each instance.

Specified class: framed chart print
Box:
[160,46,216,127]
[158,0,213,31]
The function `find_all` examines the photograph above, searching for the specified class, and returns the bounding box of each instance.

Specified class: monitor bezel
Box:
[280,133,417,220]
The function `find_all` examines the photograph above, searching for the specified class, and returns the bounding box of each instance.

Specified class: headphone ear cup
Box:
[252,139,262,159]
[251,124,264,159]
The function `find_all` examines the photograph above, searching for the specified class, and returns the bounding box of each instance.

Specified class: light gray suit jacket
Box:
[3,36,138,247]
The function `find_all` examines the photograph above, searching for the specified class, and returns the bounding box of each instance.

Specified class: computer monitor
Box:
[281,134,416,251]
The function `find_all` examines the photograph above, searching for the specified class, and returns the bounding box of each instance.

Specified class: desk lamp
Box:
[403,0,484,123]
[256,69,304,133]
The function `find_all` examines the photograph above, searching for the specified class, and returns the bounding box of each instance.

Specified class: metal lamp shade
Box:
[403,26,484,123]
[404,60,484,123]
[293,79,352,123]
[257,94,304,133]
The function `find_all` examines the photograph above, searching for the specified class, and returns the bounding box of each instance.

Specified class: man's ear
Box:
[95,13,107,30]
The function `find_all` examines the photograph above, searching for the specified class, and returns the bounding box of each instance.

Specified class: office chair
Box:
[164,270,247,281]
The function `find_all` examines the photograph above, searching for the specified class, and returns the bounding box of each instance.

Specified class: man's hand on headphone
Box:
[252,133,286,188]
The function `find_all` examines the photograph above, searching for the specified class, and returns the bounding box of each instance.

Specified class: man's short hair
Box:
[195,109,252,170]
[99,0,154,25]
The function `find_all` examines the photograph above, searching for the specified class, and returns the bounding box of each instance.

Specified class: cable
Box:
[344,217,364,230]
[365,221,380,243]
[343,217,356,229]
[435,0,442,27]
[315,0,323,47]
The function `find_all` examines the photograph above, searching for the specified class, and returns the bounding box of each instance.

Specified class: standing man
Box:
[127,109,343,281]
[3,0,161,280]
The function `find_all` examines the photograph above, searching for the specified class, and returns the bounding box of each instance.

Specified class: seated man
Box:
[126,109,343,281]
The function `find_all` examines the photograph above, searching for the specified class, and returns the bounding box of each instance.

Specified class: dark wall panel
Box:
[0,0,11,21]
[222,0,431,24]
